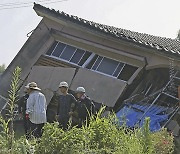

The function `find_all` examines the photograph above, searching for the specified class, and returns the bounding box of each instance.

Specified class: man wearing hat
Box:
[55,81,77,130]
[76,87,95,126]
[25,82,47,138]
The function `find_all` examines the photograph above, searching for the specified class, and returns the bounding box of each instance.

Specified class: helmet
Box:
[76,87,85,93]
[59,81,69,88]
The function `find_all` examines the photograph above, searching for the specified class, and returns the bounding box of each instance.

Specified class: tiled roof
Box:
[34,3,180,58]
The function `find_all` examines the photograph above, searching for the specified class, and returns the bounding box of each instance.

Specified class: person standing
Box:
[18,88,29,138]
[76,87,95,127]
[55,81,77,130]
[25,82,47,138]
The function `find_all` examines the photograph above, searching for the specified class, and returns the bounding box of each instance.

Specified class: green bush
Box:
[34,110,174,154]
[0,67,175,153]
[151,128,174,154]
[0,107,175,154]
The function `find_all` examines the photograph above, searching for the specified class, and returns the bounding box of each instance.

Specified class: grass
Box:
[0,67,176,154]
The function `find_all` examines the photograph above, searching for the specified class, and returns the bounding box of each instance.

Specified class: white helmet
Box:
[59,81,69,88]
[76,87,85,93]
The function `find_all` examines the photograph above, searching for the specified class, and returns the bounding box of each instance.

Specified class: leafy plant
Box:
[0,67,34,154]
[0,67,175,154]
[35,108,174,154]
[151,128,174,154]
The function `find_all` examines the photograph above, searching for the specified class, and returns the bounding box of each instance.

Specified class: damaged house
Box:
[0,3,180,136]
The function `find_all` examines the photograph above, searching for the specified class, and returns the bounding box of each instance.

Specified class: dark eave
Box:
[33,3,180,59]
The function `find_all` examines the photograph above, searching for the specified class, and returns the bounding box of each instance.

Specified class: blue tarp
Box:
[116,104,168,132]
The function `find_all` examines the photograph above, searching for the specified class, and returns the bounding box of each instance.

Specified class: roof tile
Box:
[34,3,180,58]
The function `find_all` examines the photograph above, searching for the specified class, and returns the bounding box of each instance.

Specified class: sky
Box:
[0,0,180,66]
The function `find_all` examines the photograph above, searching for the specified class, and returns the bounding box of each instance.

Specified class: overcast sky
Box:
[0,0,180,66]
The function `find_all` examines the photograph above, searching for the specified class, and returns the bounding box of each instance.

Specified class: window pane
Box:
[118,64,138,81]
[92,56,103,70]
[86,55,98,69]
[97,57,119,75]
[113,63,124,77]
[52,42,66,57]
[70,49,85,64]
[46,41,58,55]
[78,51,92,66]
[60,45,76,61]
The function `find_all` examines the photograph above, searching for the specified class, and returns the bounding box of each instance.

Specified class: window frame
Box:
[47,41,92,67]
[45,41,139,82]
[112,63,125,77]
[88,55,138,82]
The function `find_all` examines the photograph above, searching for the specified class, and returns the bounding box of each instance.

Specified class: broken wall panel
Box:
[70,68,127,107]
[26,66,76,104]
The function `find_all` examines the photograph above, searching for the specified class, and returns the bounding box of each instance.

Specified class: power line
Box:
[0,0,69,10]
[0,0,57,7]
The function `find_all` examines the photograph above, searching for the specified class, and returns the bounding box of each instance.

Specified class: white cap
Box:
[76,87,85,93]
[59,81,69,88]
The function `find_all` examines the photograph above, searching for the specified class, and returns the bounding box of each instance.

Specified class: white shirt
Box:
[26,91,47,124]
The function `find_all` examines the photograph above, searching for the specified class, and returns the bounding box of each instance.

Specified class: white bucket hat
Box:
[25,82,41,91]
[76,87,85,93]
[59,81,69,88]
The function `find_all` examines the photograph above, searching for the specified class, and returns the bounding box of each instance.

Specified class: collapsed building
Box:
[0,3,180,137]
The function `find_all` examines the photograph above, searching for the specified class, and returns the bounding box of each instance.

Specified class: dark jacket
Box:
[77,95,95,121]
[56,93,77,119]
[18,94,29,118]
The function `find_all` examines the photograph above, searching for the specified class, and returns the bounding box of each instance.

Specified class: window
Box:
[86,55,138,81]
[86,55,99,69]
[118,64,138,81]
[46,41,58,55]
[70,49,84,64]
[78,51,92,66]
[60,45,76,61]
[46,41,138,82]
[113,63,125,77]
[46,41,92,66]
[97,57,119,76]
[52,42,66,57]
[92,56,103,70]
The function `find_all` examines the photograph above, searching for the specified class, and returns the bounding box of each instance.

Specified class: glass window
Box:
[92,56,103,70]
[46,41,92,66]
[86,55,98,69]
[78,51,92,66]
[60,45,76,61]
[118,64,138,81]
[97,57,119,75]
[46,41,58,55]
[86,54,138,81]
[52,42,66,57]
[113,63,125,77]
[70,49,85,64]
[46,41,138,81]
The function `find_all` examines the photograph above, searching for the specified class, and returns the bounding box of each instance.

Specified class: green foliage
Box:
[0,106,175,154]
[35,109,174,154]
[151,128,174,154]
[141,117,154,154]
[0,67,175,154]
[0,66,31,154]
[7,67,21,152]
